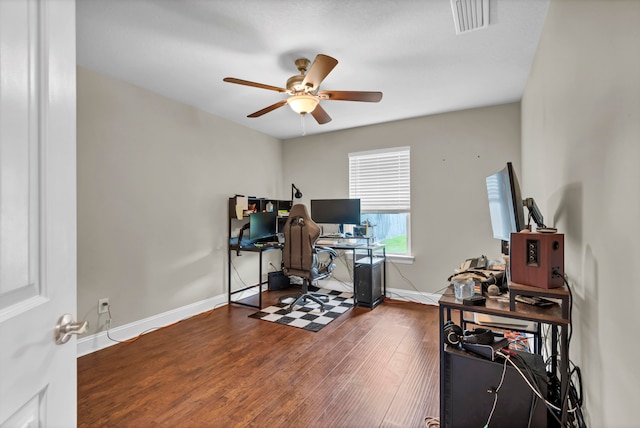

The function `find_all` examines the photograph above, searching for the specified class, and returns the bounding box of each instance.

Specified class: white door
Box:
[0,0,77,427]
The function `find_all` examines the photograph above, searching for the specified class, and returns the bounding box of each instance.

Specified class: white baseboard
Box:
[317,278,441,306]
[77,293,228,357]
[385,287,441,306]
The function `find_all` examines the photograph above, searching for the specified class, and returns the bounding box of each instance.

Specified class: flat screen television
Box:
[485,162,525,243]
[249,212,277,241]
[310,199,361,225]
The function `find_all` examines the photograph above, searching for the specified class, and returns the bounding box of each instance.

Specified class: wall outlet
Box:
[98,298,109,314]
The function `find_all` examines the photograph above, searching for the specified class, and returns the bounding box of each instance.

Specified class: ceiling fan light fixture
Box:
[287,94,319,114]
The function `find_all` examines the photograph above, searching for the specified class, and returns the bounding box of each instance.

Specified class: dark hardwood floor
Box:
[78,289,441,427]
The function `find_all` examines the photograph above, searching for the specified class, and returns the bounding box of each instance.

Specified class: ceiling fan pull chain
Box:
[301,113,306,136]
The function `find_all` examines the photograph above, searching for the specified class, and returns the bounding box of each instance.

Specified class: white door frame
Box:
[0,0,77,426]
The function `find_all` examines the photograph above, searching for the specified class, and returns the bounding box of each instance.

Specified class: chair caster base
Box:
[279,292,330,313]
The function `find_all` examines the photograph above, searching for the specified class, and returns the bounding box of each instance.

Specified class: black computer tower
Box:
[443,347,548,428]
[355,257,383,308]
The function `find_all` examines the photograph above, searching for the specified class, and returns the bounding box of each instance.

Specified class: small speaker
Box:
[510,232,564,289]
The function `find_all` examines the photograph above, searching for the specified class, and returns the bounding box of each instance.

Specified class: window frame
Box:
[348,147,411,257]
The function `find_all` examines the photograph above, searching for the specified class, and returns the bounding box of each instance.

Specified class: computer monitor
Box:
[249,212,277,241]
[485,162,525,243]
[310,199,361,226]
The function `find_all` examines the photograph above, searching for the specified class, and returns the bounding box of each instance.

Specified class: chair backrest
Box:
[282,204,320,278]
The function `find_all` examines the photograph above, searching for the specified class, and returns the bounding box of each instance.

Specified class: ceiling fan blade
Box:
[301,54,338,89]
[247,100,288,118]
[223,77,287,93]
[318,90,383,102]
[310,104,332,124]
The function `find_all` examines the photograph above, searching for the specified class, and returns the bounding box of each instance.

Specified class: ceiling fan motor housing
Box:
[287,74,308,93]
[287,58,315,93]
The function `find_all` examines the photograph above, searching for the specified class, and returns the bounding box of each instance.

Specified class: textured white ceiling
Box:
[76,0,549,140]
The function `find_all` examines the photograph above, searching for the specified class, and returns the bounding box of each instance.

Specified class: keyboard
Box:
[253,242,281,248]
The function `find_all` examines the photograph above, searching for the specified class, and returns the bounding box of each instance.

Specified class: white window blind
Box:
[349,147,410,212]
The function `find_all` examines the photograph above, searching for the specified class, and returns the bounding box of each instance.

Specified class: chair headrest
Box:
[289,204,311,221]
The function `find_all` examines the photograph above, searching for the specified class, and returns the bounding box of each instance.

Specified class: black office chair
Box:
[278,204,338,313]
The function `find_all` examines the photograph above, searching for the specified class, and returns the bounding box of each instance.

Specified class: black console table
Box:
[438,282,571,426]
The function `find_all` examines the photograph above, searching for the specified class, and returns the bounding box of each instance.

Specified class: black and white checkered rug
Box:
[249,288,354,332]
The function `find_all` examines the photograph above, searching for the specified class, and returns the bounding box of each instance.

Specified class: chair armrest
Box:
[315,246,338,259]
[313,246,338,278]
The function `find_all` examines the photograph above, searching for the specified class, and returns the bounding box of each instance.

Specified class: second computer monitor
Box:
[310,199,361,225]
[249,212,277,241]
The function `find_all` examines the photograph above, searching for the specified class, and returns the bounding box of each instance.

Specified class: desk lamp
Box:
[291,183,302,201]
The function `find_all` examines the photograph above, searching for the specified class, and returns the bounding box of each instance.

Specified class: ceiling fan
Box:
[223,54,383,125]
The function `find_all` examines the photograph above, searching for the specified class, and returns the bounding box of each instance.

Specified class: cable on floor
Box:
[389,261,446,305]
[104,301,226,344]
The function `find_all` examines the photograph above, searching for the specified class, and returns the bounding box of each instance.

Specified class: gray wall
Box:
[283,103,521,296]
[77,67,283,334]
[78,66,522,331]
[522,1,640,425]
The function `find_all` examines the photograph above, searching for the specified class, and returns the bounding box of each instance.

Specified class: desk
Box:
[227,195,290,309]
[438,284,571,426]
[228,243,282,309]
[227,241,386,309]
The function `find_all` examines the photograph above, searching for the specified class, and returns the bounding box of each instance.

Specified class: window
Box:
[349,147,410,255]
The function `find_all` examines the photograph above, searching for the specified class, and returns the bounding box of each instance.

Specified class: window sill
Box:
[386,254,415,264]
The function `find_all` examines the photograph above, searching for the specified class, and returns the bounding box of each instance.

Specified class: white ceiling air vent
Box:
[451,0,489,34]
